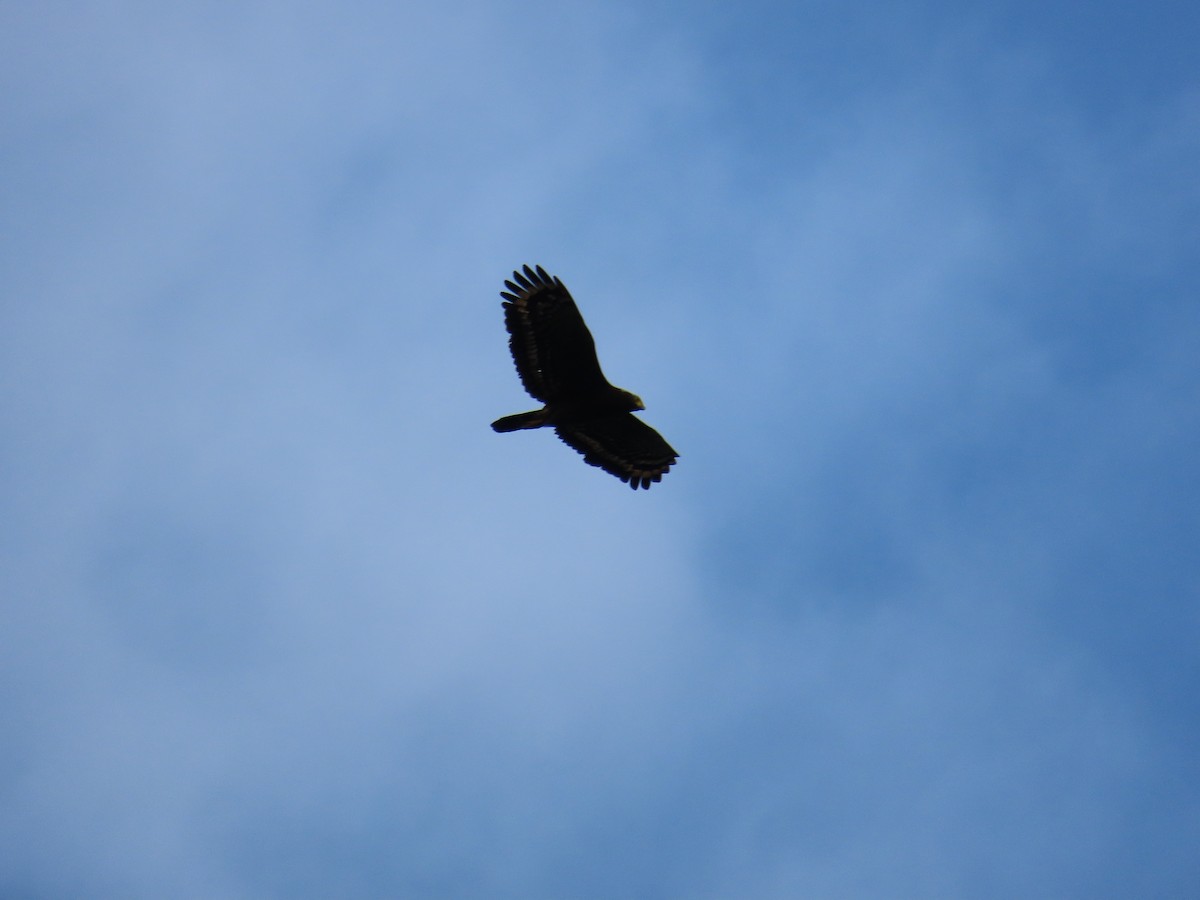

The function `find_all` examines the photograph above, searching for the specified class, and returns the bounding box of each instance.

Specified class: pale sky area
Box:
[2,1,1198,897]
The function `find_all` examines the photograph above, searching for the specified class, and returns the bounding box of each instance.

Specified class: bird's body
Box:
[491,265,678,489]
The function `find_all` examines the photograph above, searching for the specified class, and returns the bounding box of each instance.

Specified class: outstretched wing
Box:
[501,265,611,402]
[556,414,679,490]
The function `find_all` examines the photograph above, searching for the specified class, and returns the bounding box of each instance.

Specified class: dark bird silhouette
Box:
[491,265,678,489]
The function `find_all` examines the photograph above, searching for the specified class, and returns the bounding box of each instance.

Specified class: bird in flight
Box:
[491,265,678,490]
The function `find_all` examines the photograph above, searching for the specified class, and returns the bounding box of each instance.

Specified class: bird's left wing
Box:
[556,414,678,490]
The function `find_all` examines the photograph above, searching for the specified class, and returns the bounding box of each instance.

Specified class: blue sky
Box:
[2,1,1198,896]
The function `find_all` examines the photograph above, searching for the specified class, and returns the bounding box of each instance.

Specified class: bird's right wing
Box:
[501,265,611,402]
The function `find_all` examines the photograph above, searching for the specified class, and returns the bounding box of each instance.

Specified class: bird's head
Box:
[621,390,646,411]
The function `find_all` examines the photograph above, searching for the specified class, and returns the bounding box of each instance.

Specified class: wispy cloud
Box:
[2,1,1198,897]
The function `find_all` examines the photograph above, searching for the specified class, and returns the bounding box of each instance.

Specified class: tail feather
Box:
[491,409,548,432]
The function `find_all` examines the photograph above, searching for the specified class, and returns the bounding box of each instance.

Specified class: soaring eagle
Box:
[491,265,678,490]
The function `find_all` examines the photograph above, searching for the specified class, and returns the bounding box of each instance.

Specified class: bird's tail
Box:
[491,409,548,432]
